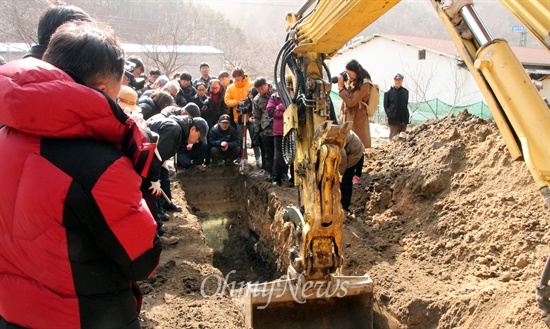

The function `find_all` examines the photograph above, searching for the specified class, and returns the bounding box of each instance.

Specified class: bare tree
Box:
[448,60,478,107]
[0,0,275,79]
[129,2,199,75]
[0,0,52,45]
[403,62,440,122]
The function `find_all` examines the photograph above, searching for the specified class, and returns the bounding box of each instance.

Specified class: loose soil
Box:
[140,110,550,329]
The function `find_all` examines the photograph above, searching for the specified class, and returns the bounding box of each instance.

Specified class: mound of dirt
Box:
[346,110,550,328]
[140,110,549,329]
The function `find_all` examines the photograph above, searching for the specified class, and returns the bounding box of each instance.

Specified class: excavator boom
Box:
[241,1,550,328]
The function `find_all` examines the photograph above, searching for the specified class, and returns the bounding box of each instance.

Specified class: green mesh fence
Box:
[330,91,492,125]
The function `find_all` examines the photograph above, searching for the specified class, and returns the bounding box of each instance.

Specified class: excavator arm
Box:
[280,0,550,284]
[243,1,550,327]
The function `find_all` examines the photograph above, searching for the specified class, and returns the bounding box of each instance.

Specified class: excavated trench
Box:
[178,166,397,329]
[179,167,281,284]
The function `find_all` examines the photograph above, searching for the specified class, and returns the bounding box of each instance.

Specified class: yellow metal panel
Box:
[475,40,550,186]
[499,0,550,49]
[430,0,524,161]
[294,0,400,55]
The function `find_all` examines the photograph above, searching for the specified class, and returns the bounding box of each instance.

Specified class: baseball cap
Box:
[191,117,209,144]
[219,114,231,123]
[394,73,404,80]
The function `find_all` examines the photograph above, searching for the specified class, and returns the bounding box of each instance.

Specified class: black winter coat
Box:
[175,91,188,107]
[192,95,217,129]
[208,124,239,149]
[146,115,191,181]
[384,86,409,125]
[139,97,159,121]
[181,85,197,103]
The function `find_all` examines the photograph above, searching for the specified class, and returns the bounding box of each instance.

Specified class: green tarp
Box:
[330,91,491,125]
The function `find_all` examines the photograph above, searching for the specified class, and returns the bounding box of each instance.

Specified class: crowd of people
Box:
[122,60,298,189]
[0,3,411,329]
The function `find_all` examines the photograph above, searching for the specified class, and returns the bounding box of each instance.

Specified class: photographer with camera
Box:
[124,56,146,96]
[336,59,373,185]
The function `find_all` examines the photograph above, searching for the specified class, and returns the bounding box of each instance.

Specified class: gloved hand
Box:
[252,133,262,147]
[221,141,228,151]
[149,180,161,196]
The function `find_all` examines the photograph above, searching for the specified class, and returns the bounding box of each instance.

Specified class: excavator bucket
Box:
[234,274,374,329]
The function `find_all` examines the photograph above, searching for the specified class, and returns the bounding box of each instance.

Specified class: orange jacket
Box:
[224,75,253,123]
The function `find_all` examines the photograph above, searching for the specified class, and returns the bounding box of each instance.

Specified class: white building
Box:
[0,43,224,77]
[329,34,550,107]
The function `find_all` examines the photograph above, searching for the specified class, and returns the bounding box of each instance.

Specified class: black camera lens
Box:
[341,71,348,82]
[330,71,348,84]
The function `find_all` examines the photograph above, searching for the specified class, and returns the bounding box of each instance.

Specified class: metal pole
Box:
[460,5,494,46]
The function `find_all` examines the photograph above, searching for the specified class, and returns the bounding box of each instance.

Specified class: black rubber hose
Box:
[274,40,293,101]
[276,43,291,101]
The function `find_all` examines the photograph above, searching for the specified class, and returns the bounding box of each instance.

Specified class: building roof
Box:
[0,43,223,55]
[122,44,223,55]
[339,34,549,67]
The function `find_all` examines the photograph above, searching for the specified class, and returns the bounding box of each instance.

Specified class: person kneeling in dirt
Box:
[208,114,241,167]
[146,115,209,244]
[340,130,365,213]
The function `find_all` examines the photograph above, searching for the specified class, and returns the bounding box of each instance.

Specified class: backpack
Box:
[359,82,380,117]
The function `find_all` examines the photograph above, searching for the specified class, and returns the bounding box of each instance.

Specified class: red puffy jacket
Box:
[0,58,161,329]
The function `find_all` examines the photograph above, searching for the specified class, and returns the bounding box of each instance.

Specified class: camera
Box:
[125,60,145,90]
[237,98,252,114]
[330,71,348,84]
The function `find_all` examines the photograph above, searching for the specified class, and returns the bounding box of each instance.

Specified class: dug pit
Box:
[177,166,394,329]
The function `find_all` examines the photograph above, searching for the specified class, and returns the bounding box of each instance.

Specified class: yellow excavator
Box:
[240,1,550,328]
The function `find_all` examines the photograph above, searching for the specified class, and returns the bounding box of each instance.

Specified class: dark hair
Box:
[183,103,200,118]
[344,59,371,91]
[37,5,92,46]
[232,67,245,78]
[209,79,221,88]
[248,87,258,97]
[218,71,230,79]
[253,77,267,89]
[149,68,161,76]
[127,56,144,71]
[43,21,124,89]
[199,62,209,69]
[195,82,207,90]
[180,72,192,81]
[151,91,174,110]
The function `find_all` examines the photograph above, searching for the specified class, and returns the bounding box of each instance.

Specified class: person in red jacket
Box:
[0,21,161,329]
